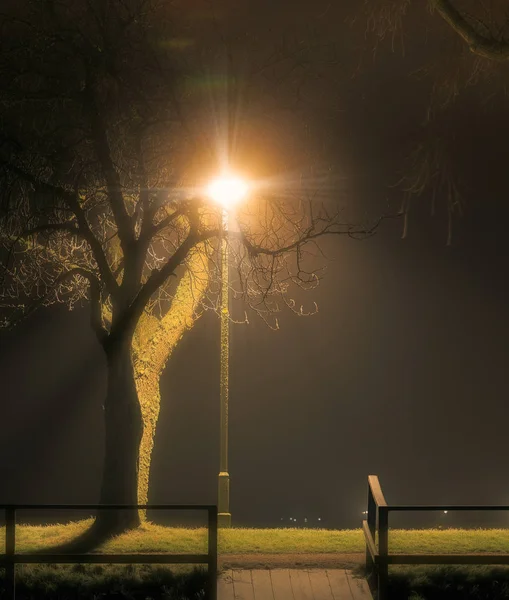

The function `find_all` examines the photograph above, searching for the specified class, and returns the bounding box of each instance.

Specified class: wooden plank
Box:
[289,570,313,600]
[308,569,335,600]
[326,569,352,600]
[0,503,216,510]
[232,569,255,600]
[345,571,372,600]
[362,520,377,562]
[389,505,509,511]
[251,569,274,600]
[270,569,294,600]
[367,476,387,507]
[218,569,235,600]
[377,507,389,600]
[366,486,377,575]
[208,507,219,600]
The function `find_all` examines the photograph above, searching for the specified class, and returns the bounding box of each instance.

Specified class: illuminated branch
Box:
[236,213,400,257]
[24,223,81,236]
[2,266,107,341]
[66,267,108,343]
[0,159,119,296]
[128,231,200,325]
[138,204,185,244]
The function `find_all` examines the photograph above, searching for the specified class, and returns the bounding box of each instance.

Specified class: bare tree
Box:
[362,0,509,61]
[430,0,509,61]
[0,0,388,548]
[355,0,509,243]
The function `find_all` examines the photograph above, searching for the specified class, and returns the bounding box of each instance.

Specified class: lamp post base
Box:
[218,512,232,528]
[218,471,231,528]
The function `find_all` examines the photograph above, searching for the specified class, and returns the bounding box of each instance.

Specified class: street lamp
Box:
[206,174,249,528]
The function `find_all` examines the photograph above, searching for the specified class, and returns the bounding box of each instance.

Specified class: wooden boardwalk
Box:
[218,568,371,600]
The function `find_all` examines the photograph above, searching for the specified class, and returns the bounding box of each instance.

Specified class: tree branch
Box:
[236,213,401,257]
[66,267,108,343]
[24,223,81,236]
[128,231,200,324]
[431,0,509,61]
[134,130,151,237]
[1,266,107,341]
[0,159,119,296]
[145,208,183,238]
[82,81,135,250]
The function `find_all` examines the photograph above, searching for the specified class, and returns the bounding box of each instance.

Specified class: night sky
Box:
[1,0,509,530]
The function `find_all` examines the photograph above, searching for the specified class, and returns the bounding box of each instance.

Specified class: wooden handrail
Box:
[0,504,218,600]
[389,504,509,511]
[363,475,509,600]
[0,503,214,510]
[362,520,377,562]
[387,553,509,565]
[367,475,387,508]
[0,554,210,564]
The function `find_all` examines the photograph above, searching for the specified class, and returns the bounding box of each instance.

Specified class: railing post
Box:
[5,507,16,600]
[366,484,377,571]
[207,506,218,600]
[365,480,377,597]
[378,506,389,600]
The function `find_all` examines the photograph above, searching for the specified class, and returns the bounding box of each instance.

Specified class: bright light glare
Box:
[206,175,248,209]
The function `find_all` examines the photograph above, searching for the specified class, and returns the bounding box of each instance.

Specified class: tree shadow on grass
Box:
[31,518,134,555]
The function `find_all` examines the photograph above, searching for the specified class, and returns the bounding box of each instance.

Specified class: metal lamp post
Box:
[218,206,231,528]
[206,174,248,528]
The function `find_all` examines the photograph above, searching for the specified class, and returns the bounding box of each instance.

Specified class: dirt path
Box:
[218,553,365,569]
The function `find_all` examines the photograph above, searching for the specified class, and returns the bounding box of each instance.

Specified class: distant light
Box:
[444,510,448,514]
[318,517,321,521]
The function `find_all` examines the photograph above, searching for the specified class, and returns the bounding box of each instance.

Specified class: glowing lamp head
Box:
[206,175,248,209]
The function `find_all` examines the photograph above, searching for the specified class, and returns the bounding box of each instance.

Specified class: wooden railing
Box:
[363,475,509,600]
[0,504,218,600]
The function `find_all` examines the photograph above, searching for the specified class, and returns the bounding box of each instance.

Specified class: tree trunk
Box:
[136,367,161,521]
[33,330,145,553]
[133,244,211,521]
[94,332,144,535]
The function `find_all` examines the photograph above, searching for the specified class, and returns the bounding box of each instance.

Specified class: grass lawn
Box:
[3,522,509,598]
[5,520,509,554]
